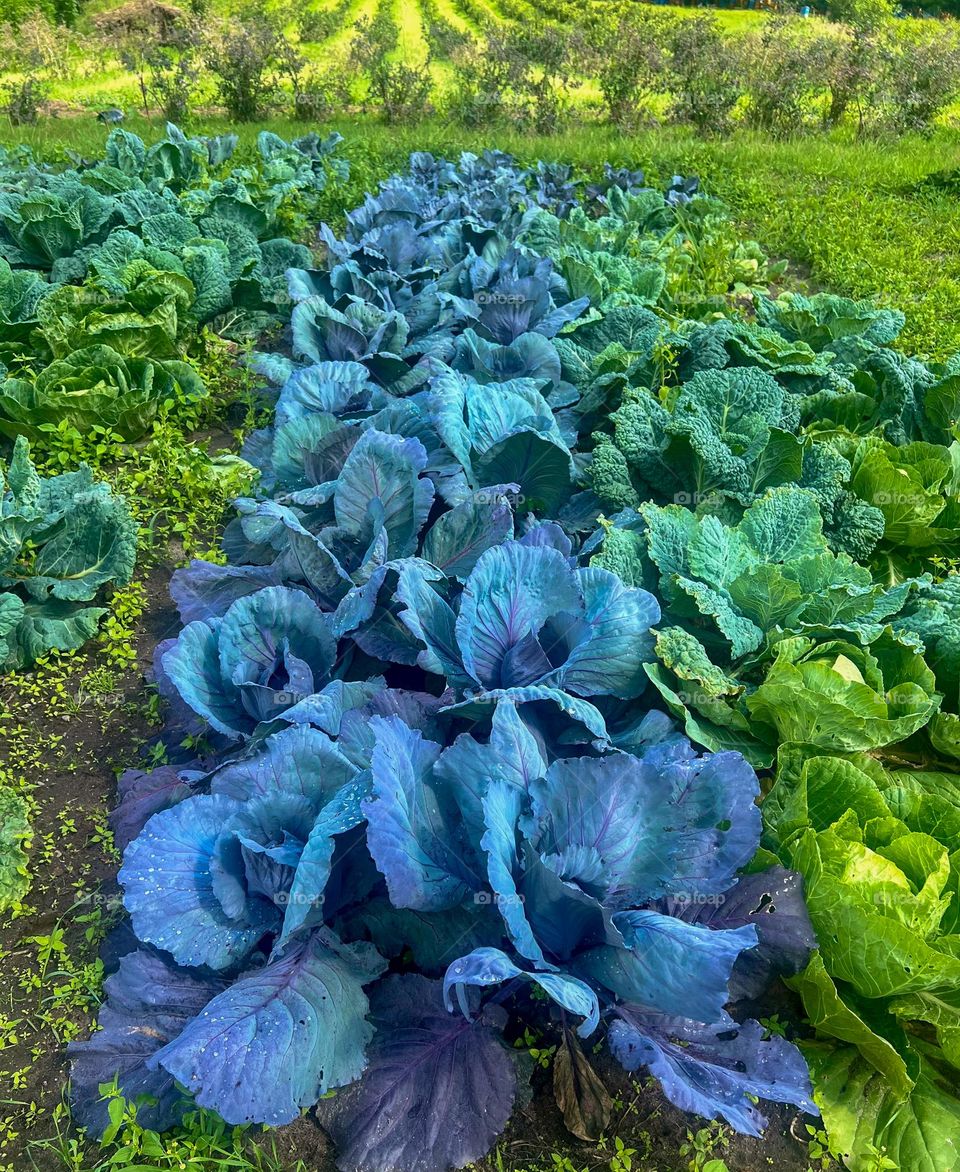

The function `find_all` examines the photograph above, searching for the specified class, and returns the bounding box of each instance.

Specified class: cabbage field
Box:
[2,72,960,1172]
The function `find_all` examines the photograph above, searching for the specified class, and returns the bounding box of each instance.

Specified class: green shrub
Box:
[421,0,470,58]
[742,19,836,137]
[822,26,883,130]
[292,66,353,121]
[590,11,669,128]
[3,75,47,125]
[873,23,960,136]
[823,0,895,29]
[349,11,432,123]
[444,30,525,127]
[666,16,745,136]
[296,0,350,43]
[370,60,433,124]
[507,21,575,134]
[0,0,82,26]
[139,26,202,124]
[204,12,283,122]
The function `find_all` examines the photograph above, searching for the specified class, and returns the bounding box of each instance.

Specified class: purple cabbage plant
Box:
[69,151,817,1172]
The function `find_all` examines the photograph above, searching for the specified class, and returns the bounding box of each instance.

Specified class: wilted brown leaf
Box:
[553,1026,613,1141]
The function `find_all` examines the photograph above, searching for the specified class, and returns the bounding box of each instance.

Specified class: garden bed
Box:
[2,119,960,1172]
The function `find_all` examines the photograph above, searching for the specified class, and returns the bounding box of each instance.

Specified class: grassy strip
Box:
[322,0,381,57]
[491,0,541,22]
[657,5,771,31]
[391,0,431,67]
[430,0,475,36]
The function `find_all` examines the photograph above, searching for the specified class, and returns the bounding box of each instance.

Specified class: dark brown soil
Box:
[0,552,182,1169]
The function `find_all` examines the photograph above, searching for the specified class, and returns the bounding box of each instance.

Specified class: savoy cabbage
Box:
[0,436,137,668]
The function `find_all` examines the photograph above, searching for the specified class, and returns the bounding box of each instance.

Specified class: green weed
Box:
[29,1096,309,1172]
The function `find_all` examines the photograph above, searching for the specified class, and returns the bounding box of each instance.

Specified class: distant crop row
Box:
[0,125,347,669]
[2,1,960,139]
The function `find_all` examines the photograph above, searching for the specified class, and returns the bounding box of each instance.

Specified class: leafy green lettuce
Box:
[763,749,960,1172]
[0,346,206,442]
